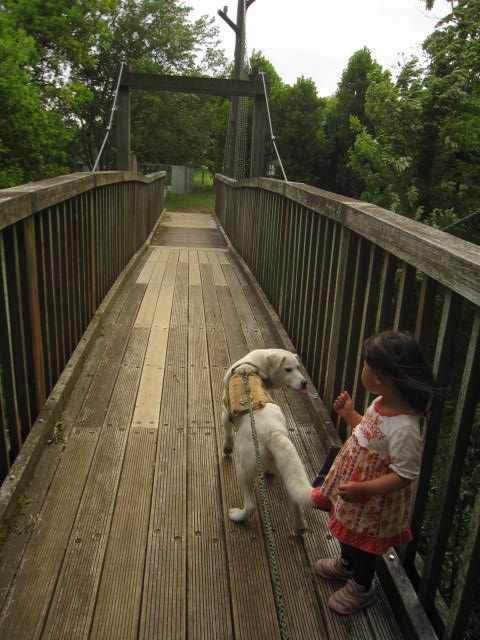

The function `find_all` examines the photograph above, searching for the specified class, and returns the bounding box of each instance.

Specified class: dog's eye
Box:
[285,367,293,372]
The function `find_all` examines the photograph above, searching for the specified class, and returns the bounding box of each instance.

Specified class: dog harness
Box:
[226,368,273,419]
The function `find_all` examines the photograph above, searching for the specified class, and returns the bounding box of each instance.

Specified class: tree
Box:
[0,12,72,187]
[323,48,382,195]
[417,0,480,234]
[70,0,229,169]
[271,78,327,184]
[347,60,425,216]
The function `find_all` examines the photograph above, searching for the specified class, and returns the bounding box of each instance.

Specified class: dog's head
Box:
[228,349,307,392]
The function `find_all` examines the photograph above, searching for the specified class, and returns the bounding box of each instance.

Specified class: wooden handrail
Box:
[0,171,166,230]
[215,175,480,307]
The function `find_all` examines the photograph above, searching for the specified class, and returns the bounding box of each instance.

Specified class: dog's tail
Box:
[266,432,312,507]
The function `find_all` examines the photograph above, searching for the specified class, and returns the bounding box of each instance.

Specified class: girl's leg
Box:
[340,543,377,589]
[339,542,354,570]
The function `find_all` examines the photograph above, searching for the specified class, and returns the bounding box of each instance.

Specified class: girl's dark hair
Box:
[362,330,437,413]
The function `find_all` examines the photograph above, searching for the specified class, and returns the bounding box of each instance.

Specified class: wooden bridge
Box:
[0,170,478,639]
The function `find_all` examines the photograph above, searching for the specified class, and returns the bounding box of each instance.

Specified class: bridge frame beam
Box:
[116,68,267,177]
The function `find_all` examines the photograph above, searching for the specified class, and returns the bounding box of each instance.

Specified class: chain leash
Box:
[241,371,290,640]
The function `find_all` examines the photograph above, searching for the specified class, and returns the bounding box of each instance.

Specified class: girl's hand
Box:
[338,481,369,503]
[332,391,354,418]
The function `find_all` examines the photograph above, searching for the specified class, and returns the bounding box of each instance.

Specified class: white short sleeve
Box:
[387,418,423,480]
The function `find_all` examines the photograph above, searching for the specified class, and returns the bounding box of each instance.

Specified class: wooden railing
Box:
[216,174,480,640]
[0,171,166,483]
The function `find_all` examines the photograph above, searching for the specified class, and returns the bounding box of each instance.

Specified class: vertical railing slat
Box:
[0,233,22,459]
[393,262,417,331]
[324,227,357,409]
[23,216,46,411]
[445,482,480,640]
[419,309,480,611]
[404,289,462,577]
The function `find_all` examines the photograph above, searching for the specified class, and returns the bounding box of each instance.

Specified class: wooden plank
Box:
[324,227,356,408]
[393,262,417,332]
[123,71,264,96]
[351,245,383,412]
[337,236,367,424]
[90,427,157,640]
[23,215,46,411]
[134,249,170,327]
[132,252,177,425]
[207,250,227,286]
[0,431,100,638]
[250,93,267,177]
[187,250,232,639]
[2,227,32,444]
[374,252,397,332]
[136,246,162,283]
[189,249,201,286]
[139,257,189,639]
[297,210,316,359]
[304,215,323,374]
[41,334,147,638]
[415,275,437,348]
[200,259,282,640]
[0,327,112,613]
[0,318,140,639]
[116,84,131,171]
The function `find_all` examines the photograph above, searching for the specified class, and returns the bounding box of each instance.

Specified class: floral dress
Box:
[312,398,423,554]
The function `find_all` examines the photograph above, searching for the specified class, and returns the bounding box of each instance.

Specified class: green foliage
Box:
[271,77,327,184]
[323,48,382,194]
[83,0,228,169]
[336,2,480,243]
[419,0,480,229]
[0,0,229,183]
[0,12,72,187]
[347,61,425,215]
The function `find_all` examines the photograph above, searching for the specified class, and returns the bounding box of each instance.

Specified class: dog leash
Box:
[241,371,290,640]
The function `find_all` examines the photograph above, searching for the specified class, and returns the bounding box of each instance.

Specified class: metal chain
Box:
[241,372,290,640]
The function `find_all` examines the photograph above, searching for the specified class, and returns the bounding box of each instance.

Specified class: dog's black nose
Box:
[301,380,307,389]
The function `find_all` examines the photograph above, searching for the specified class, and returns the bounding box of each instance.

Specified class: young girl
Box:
[311,330,436,615]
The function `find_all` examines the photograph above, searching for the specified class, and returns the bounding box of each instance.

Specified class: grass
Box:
[165,184,215,213]
[193,169,214,187]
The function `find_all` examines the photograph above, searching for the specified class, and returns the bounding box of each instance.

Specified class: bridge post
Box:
[117,68,131,171]
[250,93,266,177]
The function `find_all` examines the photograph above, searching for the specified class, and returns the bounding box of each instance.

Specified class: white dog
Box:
[221,348,313,531]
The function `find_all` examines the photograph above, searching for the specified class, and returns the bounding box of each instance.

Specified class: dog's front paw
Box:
[228,508,247,522]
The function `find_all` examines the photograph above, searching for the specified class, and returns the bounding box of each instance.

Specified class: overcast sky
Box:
[189,0,453,96]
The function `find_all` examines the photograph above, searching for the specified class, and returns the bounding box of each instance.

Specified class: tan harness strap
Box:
[227,371,273,418]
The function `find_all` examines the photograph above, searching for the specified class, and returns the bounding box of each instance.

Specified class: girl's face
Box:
[361,362,382,393]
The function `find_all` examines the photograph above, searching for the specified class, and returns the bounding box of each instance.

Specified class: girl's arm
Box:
[339,472,412,502]
[333,391,362,428]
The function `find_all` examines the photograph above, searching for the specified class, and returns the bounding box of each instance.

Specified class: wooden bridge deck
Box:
[0,212,402,639]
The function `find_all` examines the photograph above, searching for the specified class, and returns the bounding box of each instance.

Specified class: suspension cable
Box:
[441,210,480,231]
[93,61,126,172]
[259,71,288,182]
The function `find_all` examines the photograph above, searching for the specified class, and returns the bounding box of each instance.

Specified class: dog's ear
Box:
[266,353,286,374]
